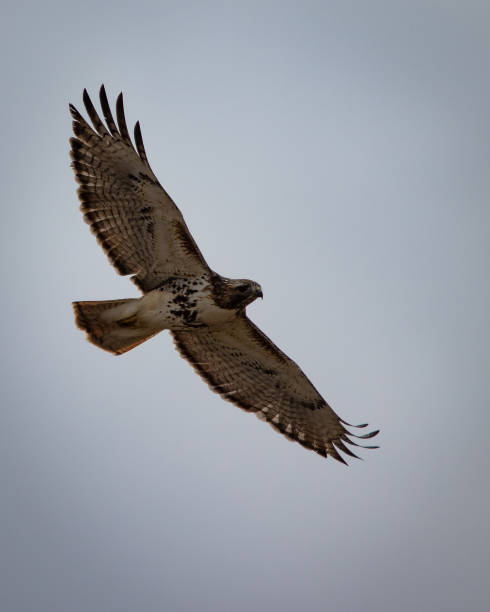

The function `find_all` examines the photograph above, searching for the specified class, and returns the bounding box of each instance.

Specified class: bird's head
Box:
[213,276,263,310]
[234,279,263,304]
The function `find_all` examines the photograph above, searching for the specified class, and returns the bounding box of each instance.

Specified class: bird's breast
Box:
[138,279,236,330]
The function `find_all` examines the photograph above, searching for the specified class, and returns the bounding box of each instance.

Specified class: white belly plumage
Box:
[136,277,236,330]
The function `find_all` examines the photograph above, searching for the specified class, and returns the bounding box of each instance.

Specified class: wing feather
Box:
[82,88,109,136]
[70,86,209,291]
[172,315,379,463]
[115,92,136,150]
[134,121,149,165]
[99,84,119,137]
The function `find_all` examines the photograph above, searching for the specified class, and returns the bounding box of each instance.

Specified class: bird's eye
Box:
[237,284,249,293]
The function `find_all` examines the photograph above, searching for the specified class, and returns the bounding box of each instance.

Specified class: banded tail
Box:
[72,298,159,355]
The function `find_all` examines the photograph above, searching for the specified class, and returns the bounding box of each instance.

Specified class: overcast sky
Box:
[1,1,490,611]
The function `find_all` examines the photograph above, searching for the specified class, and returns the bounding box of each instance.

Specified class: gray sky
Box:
[1,1,490,611]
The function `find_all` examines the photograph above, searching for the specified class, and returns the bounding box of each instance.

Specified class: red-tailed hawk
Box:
[70,86,379,463]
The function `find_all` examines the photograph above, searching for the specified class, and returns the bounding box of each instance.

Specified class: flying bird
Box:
[69,86,378,463]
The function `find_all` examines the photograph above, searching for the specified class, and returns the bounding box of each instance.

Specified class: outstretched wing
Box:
[172,315,379,463]
[70,85,209,292]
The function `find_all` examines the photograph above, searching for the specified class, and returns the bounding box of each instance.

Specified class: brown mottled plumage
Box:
[70,86,379,463]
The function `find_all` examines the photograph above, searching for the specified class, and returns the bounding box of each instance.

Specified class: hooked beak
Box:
[257,289,263,299]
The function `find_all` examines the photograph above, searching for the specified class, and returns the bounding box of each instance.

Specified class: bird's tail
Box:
[72,298,160,355]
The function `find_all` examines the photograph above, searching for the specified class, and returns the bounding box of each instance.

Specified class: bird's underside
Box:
[70,85,379,464]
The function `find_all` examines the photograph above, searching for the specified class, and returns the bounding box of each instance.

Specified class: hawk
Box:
[70,86,379,463]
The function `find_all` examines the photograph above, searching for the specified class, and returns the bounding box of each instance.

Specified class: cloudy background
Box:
[1,1,489,610]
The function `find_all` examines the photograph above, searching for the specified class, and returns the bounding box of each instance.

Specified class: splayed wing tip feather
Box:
[340,418,369,428]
